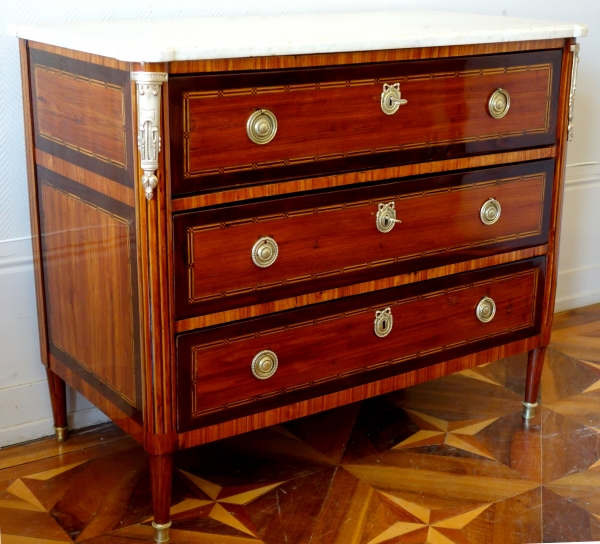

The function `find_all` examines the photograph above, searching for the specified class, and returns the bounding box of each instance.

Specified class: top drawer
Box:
[169,50,562,196]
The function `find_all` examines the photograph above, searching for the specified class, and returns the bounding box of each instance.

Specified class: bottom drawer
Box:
[177,258,545,431]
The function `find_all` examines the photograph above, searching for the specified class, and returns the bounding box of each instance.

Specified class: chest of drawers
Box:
[12,11,586,542]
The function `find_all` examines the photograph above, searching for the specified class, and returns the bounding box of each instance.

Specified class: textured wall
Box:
[0,1,597,446]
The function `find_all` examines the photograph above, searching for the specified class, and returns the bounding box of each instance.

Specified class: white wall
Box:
[0,0,598,447]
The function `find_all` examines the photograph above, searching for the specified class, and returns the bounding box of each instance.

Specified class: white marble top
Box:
[7,11,588,63]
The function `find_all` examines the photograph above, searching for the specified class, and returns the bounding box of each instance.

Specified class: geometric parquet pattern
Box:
[1,303,600,543]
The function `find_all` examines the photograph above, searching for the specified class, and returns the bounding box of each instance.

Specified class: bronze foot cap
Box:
[522,401,538,420]
[152,521,172,543]
[54,426,68,442]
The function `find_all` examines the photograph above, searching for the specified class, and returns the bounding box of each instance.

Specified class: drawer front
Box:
[177,258,545,431]
[174,160,553,319]
[169,50,561,195]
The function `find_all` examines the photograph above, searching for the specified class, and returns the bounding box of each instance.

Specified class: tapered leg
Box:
[150,454,173,543]
[46,369,68,441]
[523,347,547,419]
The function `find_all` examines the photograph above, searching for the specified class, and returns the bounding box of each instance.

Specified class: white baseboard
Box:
[555,165,600,313]
[0,237,34,275]
[0,408,109,449]
[555,264,600,313]
[0,381,109,449]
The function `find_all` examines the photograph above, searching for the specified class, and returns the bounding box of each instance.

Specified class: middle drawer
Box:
[173,160,553,319]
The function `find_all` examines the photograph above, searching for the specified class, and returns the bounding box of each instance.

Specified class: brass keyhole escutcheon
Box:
[376,202,401,233]
[488,88,510,119]
[381,83,408,115]
[252,236,279,268]
[374,307,393,338]
[480,198,501,225]
[247,109,278,144]
[252,350,278,379]
[476,297,496,323]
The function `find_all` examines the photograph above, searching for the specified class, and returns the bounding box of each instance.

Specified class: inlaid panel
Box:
[174,160,553,319]
[169,50,561,194]
[34,66,126,165]
[177,258,545,431]
[38,166,141,413]
[29,48,134,187]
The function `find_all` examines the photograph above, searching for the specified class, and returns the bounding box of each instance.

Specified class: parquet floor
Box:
[1,304,600,543]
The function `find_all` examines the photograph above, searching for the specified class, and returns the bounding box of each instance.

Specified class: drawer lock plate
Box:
[376,202,402,233]
[381,83,408,115]
[374,307,394,338]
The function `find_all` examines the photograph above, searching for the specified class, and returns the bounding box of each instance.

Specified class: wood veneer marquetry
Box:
[168,38,566,73]
[130,62,168,74]
[171,148,557,211]
[19,39,49,366]
[49,355,144,445]
[177,258,544,430]
[38,168,142,413]
[518,40,577,406]
[170,50,561,195]
[4,307,600,544]
[16,28,581,540]
[138,76,177,448]
[28,40,131,71]
[185,65,552,178]
[33,65,127,167]
[177,335,542,448]
[29,48,134,188]
[542,39,576,344]
[176,161,553,318]
[35,149,135,207]
[131,74,154,440]
[174,245,547,332]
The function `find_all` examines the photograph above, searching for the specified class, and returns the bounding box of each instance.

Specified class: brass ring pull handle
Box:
[247,109,278,144]
[376,202,402,233]
[252,236,278,268]
[488,88,510,119]
[374,307,393,338]
[381,83,408,115]
[476,297,496,323]
[251,350,278,380]
[480,198,501,225]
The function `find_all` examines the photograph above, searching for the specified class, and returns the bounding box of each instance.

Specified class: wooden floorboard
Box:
[1,303,600,543]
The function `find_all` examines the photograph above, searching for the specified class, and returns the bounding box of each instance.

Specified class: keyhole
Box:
[381,319,387,330]
[388,97,394,107]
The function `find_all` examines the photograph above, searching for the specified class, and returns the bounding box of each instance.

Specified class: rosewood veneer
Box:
[12,11,586,542]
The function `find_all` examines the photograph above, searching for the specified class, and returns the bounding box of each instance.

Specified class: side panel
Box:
[29,47,143,420]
